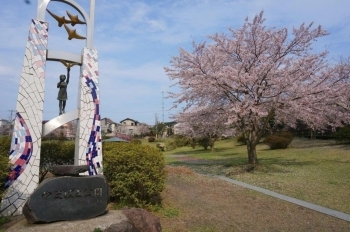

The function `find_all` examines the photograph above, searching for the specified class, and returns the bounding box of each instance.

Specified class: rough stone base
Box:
[5,209,162,232]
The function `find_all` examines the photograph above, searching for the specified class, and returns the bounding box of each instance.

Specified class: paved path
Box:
[214,175,350,222]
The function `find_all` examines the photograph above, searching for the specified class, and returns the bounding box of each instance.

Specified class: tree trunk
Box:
[246,131,259,165]
[210,138,215,152]
[210,143,214,152]
[247,141,258,165]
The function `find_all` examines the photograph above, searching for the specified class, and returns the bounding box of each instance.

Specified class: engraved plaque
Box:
[23,175,109,223]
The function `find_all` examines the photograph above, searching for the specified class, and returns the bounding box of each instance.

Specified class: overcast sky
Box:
[0,0,349,125]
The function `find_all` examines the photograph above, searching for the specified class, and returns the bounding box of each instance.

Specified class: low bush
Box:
[0,136,11,202]
[264,132,294,149]
[198,137,210,150]
[333,125,350,144]
[165,141,177,151]
[103,142,165,207]
[173,135,191,147]
[165,135,193,151]
[148,137,155,142]
[236,135,247,145]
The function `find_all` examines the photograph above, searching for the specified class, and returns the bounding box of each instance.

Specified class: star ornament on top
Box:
[46,9,86,40]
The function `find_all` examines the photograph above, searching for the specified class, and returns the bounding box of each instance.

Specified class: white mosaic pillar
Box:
[0,20,48,216]
[74,47,103,175]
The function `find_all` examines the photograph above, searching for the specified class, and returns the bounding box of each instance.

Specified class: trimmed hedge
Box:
[0,138,75,183]
[0,136,11,200]
[103,142,165,207]
[264,132,294,149]
[40,140,75,181]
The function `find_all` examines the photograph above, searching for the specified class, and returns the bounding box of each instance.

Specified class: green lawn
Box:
[164,137,350,214]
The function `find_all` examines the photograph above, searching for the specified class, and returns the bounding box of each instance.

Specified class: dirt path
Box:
[155,166,350,232]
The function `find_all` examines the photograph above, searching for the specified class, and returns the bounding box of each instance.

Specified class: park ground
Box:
[153,138,350,232]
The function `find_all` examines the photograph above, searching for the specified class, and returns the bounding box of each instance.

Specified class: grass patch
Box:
[165,137,350,214]
[160,207,180,218]
[0,217,10,227]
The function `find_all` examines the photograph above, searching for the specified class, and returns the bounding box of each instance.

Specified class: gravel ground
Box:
[155,166,350,232]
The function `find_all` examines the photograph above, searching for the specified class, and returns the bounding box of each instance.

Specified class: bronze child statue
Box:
[57,67,70,115]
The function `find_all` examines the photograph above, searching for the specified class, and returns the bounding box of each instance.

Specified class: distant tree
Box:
[152,122,167,139]
[175,106,235,151]
[166,11,350,165]
[138,123,151,138]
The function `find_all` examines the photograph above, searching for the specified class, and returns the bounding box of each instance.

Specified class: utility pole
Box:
[8,110,15,136]
[162,90,164,123]
[9,110,15,122]
[155,113,158,139]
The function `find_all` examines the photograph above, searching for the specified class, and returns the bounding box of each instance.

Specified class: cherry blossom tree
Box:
[174,106,235,151]
[138,123,151,138]
[165,11,350,165]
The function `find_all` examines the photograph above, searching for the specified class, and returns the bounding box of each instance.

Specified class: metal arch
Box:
[36,0,94,48]
[42,109,79,136]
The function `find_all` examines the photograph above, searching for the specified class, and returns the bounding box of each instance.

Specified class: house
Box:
[117,118,141,136]
[0,119,12,136]
[164,121,177,136]
[100,117,119,136]
[173,122,182,135]
[42,120,76,139]
[0,119,9,127]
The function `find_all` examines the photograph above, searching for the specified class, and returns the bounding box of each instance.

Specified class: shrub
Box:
[173,135,191,147]
[165,141,177,151]
[264,132,294,149]
[333,125,350,144]
[148,137,155,142]
[198,137,210,150]
[236,135,246,145]
[40,140,74,181]
[165,135,192,151]
[103,142,165,207]
[0,136,11,202]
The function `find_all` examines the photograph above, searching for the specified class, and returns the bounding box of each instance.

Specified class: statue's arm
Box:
[66,67,70,85]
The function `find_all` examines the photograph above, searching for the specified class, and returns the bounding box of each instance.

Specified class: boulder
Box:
[122,208,162,232]
[156,143,165,151]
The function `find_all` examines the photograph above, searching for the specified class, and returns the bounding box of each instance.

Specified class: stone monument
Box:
[0,0,103,217]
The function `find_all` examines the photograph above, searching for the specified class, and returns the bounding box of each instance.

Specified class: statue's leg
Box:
[59,100,63,115]
[62,101,66,114]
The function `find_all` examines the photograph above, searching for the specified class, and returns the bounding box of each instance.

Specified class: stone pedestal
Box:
[23,175,109,223]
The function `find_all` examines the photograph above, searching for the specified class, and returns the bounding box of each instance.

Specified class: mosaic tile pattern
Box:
[0,19,48,216]
[75,48,102,175]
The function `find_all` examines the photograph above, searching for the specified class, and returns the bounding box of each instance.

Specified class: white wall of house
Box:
[117,118,141,135]
[100,118,119,136]
[0,119,9,127]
